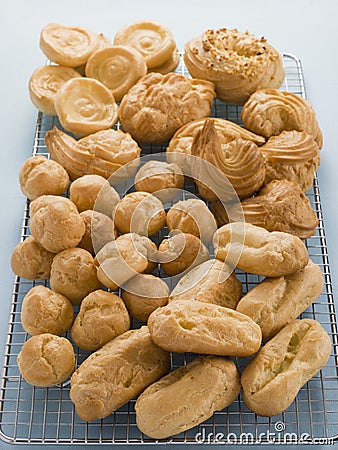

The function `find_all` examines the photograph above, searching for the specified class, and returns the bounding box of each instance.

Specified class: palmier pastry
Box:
[85,46,147,102]
[54,78,118,137]
[184,28,284,105]
[113,21,176,69]
[238,179,318,238]
[28,65,82,115]
[241,89,323,148]
[118,72,215,143]
[40,23,100,67]
[191,118,265,199]
[261,130,320,191]
[45,126,141,181]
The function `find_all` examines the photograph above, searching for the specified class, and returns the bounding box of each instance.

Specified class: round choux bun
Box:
[17,333,75,387]
[50,248,101,305]
[78,210,118,255]
[19,155,69,201]
[11,236,54,280]
[29,195,85,253]
[21,285,74,336]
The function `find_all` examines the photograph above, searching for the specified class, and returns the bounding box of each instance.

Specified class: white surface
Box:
[0,0,337,448]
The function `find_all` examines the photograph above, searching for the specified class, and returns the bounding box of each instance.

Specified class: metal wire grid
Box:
[0,54,337,445]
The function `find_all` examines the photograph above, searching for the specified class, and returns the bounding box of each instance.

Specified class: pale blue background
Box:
[0,0,337,448]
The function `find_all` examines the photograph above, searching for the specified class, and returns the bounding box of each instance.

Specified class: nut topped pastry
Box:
[241,89,323,148]
[119,72,215,143]
[184,28,284,105]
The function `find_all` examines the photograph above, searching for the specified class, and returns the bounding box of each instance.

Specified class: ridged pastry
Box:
[184,28,284,105]
[148,47,180,74]
[113,21,176,69]
[241,319,331,416]
[241,89,323,148]
[238,179,318,238]
[54,77,118,137]
[40,23,100,67]
[118,72,215,143]
[236,260,324,341]
[85,46,147,102]
[28,65,82,115]
[169,259,242,309]
[191,118,265,199]
[261,130,320,191]
[213,222,309,277]
[45,126,141,181]
[135,356,241,439]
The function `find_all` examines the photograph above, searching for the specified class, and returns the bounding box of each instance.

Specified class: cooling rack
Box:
[0,54,337,446]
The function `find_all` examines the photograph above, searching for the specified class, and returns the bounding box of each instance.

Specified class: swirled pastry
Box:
[118,72,215,143]
[28,65,82,115]
[113,21,176,69]
[241,89,323,148]
[191,118,265,199]
[40,23,100,67]
[45,126,141,181]
[261,130,320,192]
[74,32,112,76]
[86,46,147,102]
[54,78,118,137]
[148,47,180,75]
[239,179,318,239]
[184,28,284,105]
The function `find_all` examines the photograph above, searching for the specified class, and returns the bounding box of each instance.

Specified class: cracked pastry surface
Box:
[78,210,117,255]
[241,89,323,148]
[118,72,215,143]
[17,333,75,387]
[184,28,284,105]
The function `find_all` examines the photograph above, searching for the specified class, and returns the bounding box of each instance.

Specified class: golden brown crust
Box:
[135,356,241,438]
[78,210,117,255]
[148,300,262,356]
[241,89,323,148]
[119,72,215,143]
[184,28,284,105]
[241,319,331,416]
[148,47,180,74]
[70,326,170,421]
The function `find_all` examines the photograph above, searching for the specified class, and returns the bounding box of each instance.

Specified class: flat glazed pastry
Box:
[54,77,118,137]
[28,65,82,115]
[30,195,85,253]
[45,126,141,181]
[113,21,176,69]
[261,130,320,192]
[122,274,169,322]
[78,210,117,255]
[50,248,101,305]
[85,46,147,102]
[236,260,324,341]
[94,233,156,290]
[69,174,120,216]
[191,118,265,199]
[241,319,331,416]
[11,236,54,280]
[148,47,180,74]
[148,300,262,356]
[241,89,323,148]
[135,356,241,439]
[118,72,215,143]
[169,259,242,309]
[21,285,74,336]
[158,232,210,276]
[18,334,75,387]
[19,155,69,201]
[238,179,318,239]
[70,326,170,421]
[184,28,284,105]
[213,222,309,277]
[71,290,130,351]
[40,23,100,67]
[113,191,166,236]
[166,198,217,243]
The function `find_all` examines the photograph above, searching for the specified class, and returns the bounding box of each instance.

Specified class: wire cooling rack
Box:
[0,54,338,446]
